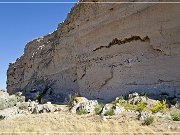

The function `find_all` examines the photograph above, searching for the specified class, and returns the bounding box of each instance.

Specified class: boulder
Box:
[138,111,152,121]
[70,97,98,114]
[43,102,56,113]
[128,92,139,99]
[175,101,180,109]
[0,91,58,120]
[128,92,147,105]
[0,91,25,110]
[70,97,88,113]
[113,104,125,115]
[101,104,113,116]
[79,100,98,114]
[28,101,39,113]
[33,104,44,114]
[17,102,30,110]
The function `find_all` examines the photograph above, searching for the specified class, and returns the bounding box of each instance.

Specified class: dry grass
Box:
[0,106,179,135]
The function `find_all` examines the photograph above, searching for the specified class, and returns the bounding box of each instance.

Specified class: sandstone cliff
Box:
[7,0,180,103]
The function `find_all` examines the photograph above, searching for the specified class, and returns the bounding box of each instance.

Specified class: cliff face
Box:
[7,0,180,103]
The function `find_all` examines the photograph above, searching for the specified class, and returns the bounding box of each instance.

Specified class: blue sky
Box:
[0,1,76,89]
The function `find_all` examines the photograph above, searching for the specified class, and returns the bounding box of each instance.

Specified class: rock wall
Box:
[7,0,180,103]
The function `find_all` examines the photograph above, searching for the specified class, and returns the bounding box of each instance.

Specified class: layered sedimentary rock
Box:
[7,0,180,103]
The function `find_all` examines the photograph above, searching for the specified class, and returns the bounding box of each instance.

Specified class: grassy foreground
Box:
[0,105,179,135]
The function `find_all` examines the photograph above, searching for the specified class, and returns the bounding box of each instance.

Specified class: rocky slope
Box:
[7,0,180,103]
[0,92,180,134]
[0,91,59,120]
[1,109,179,134]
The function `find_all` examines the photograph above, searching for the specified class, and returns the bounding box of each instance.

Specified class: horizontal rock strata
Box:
[7,0,180,103]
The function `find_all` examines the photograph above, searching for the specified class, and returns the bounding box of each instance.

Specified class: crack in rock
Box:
[80,66,87,80]
[126,79,180,86]
[100,66,114,88]
[93,36,150,51]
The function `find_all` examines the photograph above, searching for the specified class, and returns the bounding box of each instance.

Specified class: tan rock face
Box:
[7,0,180,103]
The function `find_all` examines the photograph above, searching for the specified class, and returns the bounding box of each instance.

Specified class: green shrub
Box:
[143,116,154,126]
[76,109,88,115]
[151,99,166,113]
[124,101,146,112]
[171,112,180,121]
[135,102,146,112]
[118,97,124,106]
[104,109,115,116]
[95,103,104,115]
[124,102,134,110]
[111,101,117,106]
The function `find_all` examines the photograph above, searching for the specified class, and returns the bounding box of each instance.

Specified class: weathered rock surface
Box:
[0,91,25,110]
[70,96,98,114]
[0,91,58,120]
[7,0,180,103]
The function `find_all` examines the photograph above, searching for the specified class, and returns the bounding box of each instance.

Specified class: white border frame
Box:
[0,0,180,134]
[0,1,180,4]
